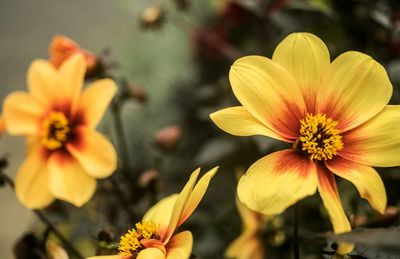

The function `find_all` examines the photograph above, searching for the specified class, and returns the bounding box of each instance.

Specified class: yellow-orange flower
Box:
[3,53,117,208]
[225,198,265,259]
[49,35,97,72]
[210,32,397,252]
[87,167,218,259]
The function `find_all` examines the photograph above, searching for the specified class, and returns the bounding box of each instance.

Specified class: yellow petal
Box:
[326,157,386,214]
[137,248,166,259]
[27,59,58,104]
[340,105,400,167]
[178,166,219,226]
[235,197,261,232]
[58,53,85,113]
[46,241,69,259]
[48,152,96,207]
[230,55,306,140]
[272,32,330,111]
[79,79,117,128]
[163,168,200,243]
[210,106,288,142]
[165,231,193,259]
[85,256,119,259]
[15,145,54,209]
[143,194,178,240]
[225,231,264,259]
[317,163,351,234]
[3,92,45,135]
[67,127,117,179]
[237,150,317,215]
[317,51,392,131]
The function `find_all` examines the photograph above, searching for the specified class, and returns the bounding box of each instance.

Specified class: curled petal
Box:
[230,55,306,140]
[317,51,392,131]
[237,150,318,215]
[67,127,117,179]
[326,157,386,214]
[79,79,117,128]
[272,32,330,111]
[48,152,96,207]
[340,105,400,167]
[210,106,289,142]
[166,231,193,259]
[15,145,54,209]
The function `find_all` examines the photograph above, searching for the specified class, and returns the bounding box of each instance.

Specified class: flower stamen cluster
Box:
[118,221,159,257]
[295,113,343,161]
[41,112,70,150]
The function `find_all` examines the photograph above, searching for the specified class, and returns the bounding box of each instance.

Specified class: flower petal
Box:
[230,55,306,140]
[137,248,166,259]
[237,150,317,215]
[166,231,193,259]
[3,92,46,135]
[163,168,201,243]
[236,197,261,232]
[317,163,351,233]
[78,78,117,128]
[48,152,96,207]
[27,59,58,104]
[67,127,117,179]
[143,194,178,240]
[340,105,400,167]
[85,256,119,259]
[15,145,54,209]
[225,231,264,259]
[317,51,392,131]
[210,106,288,142]
[326,157,386,214]
[46,241,69,259]
[272,32,330,111]
[58,53,85,113]
[178,166,218,226]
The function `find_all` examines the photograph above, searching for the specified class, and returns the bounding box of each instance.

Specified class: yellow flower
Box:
[210,32,396,248]
[3,53,117,208]
[87,167,218,259]
[225,198,265,259]
[49,35,97,72]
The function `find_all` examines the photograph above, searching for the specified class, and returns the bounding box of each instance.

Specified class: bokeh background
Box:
[2,0,400,258]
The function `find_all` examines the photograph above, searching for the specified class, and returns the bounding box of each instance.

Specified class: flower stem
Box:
[0,172,84,259]
[293,203,300,259]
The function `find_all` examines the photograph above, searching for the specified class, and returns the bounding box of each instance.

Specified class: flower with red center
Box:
[49,35,97,73]
[87,167,218,259]
[210,32,398,252]
[3,53,117,208]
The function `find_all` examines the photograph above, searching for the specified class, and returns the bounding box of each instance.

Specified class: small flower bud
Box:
[154,126,182,152]
[140,5,165,29]
[129,85,148,104]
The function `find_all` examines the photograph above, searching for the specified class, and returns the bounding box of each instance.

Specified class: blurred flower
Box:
[211,32,397,253]
[3,54,117,208]
[49,35,98,75]
[154,125,182,152]
[87,167,219,259]
[225,198,265,259]
[47,241,69,259]
[140,5,165,30]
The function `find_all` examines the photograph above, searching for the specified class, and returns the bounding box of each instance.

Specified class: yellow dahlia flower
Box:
[3,53,117,208]
[225,198,265,259]
[87,167,218,259]
[210,32,397,238]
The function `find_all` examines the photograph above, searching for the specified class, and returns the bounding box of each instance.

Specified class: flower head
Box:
[87,167,218,259]
[210,32,398,253]
[49,35,97,73]
[3,53,117,208]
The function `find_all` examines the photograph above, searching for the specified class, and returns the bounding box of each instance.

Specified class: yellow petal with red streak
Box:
[237,150,317,215]
[48,152,96,207]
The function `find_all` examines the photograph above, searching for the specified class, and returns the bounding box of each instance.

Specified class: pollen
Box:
[41,112,70,150]
[294,113,343,161]
[118,221,159,257]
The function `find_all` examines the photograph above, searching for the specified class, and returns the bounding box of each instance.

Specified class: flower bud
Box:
[140,5,165,29]
[154,125,182,152]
